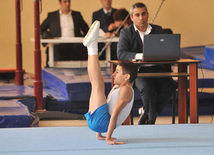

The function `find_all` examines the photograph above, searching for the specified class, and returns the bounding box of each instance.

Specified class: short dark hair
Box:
[130,2,148,16]
[118,61,138,83]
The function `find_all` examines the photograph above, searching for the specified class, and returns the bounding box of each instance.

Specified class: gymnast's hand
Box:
[106,139,126,145]
[96,133,117,141]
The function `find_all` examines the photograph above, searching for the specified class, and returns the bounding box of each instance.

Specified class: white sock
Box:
[87,40,98,55]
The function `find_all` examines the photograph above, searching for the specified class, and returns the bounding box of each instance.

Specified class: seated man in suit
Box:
[92,0,118,60]
[40,0,89,67]
[117,2,176,125]
[92,0,117,35]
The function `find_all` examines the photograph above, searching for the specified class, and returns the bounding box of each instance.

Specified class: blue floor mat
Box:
[0,100,30,128]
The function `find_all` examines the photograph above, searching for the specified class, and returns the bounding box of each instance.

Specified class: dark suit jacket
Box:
[92,8,117,32]
[117,24,172,72]
[40,10,89,38]
[117,24,163,60]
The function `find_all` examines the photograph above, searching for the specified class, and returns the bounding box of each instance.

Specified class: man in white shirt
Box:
[117,2,176,124]
[40,0,89,66]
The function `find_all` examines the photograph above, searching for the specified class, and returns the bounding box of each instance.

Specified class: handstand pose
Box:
[83,21,138,145]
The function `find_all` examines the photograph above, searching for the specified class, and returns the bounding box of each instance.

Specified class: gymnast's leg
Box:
[83,21,107,114]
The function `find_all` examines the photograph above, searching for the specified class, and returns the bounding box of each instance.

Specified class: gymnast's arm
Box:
[106,86,133,145]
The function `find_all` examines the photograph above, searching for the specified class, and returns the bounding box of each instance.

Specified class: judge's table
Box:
[31,37,119,68]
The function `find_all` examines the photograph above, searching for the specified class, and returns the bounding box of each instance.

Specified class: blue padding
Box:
[43,86,88,114]
[0,85,36,111]
[204,46,214,63]
[0,85,34,99]
[0,100,30,128]
[18,97,36,111]
[181,46,214,69]
[42,67,111,101]
[0,85,48,111]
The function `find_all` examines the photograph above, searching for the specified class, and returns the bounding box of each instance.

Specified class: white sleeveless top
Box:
[107,85,134,128]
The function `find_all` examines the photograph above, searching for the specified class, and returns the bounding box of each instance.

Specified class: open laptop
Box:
[143,34,180,61]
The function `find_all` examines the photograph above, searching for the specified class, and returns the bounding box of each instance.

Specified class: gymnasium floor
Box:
[0,123,214,154]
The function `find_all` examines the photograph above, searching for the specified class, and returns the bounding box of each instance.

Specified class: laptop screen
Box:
[143,34,180,61]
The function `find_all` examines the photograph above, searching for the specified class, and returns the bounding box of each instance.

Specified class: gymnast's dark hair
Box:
[118,61,138,83]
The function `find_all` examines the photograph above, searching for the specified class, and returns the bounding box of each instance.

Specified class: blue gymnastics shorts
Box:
[84,103,111,133]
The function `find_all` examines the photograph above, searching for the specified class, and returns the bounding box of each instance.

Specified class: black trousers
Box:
[135,65,176,123]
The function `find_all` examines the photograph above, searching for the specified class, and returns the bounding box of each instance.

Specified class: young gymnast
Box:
[83,21,138,145]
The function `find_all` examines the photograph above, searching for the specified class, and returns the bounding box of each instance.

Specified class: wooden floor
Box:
[39,115,214,127]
